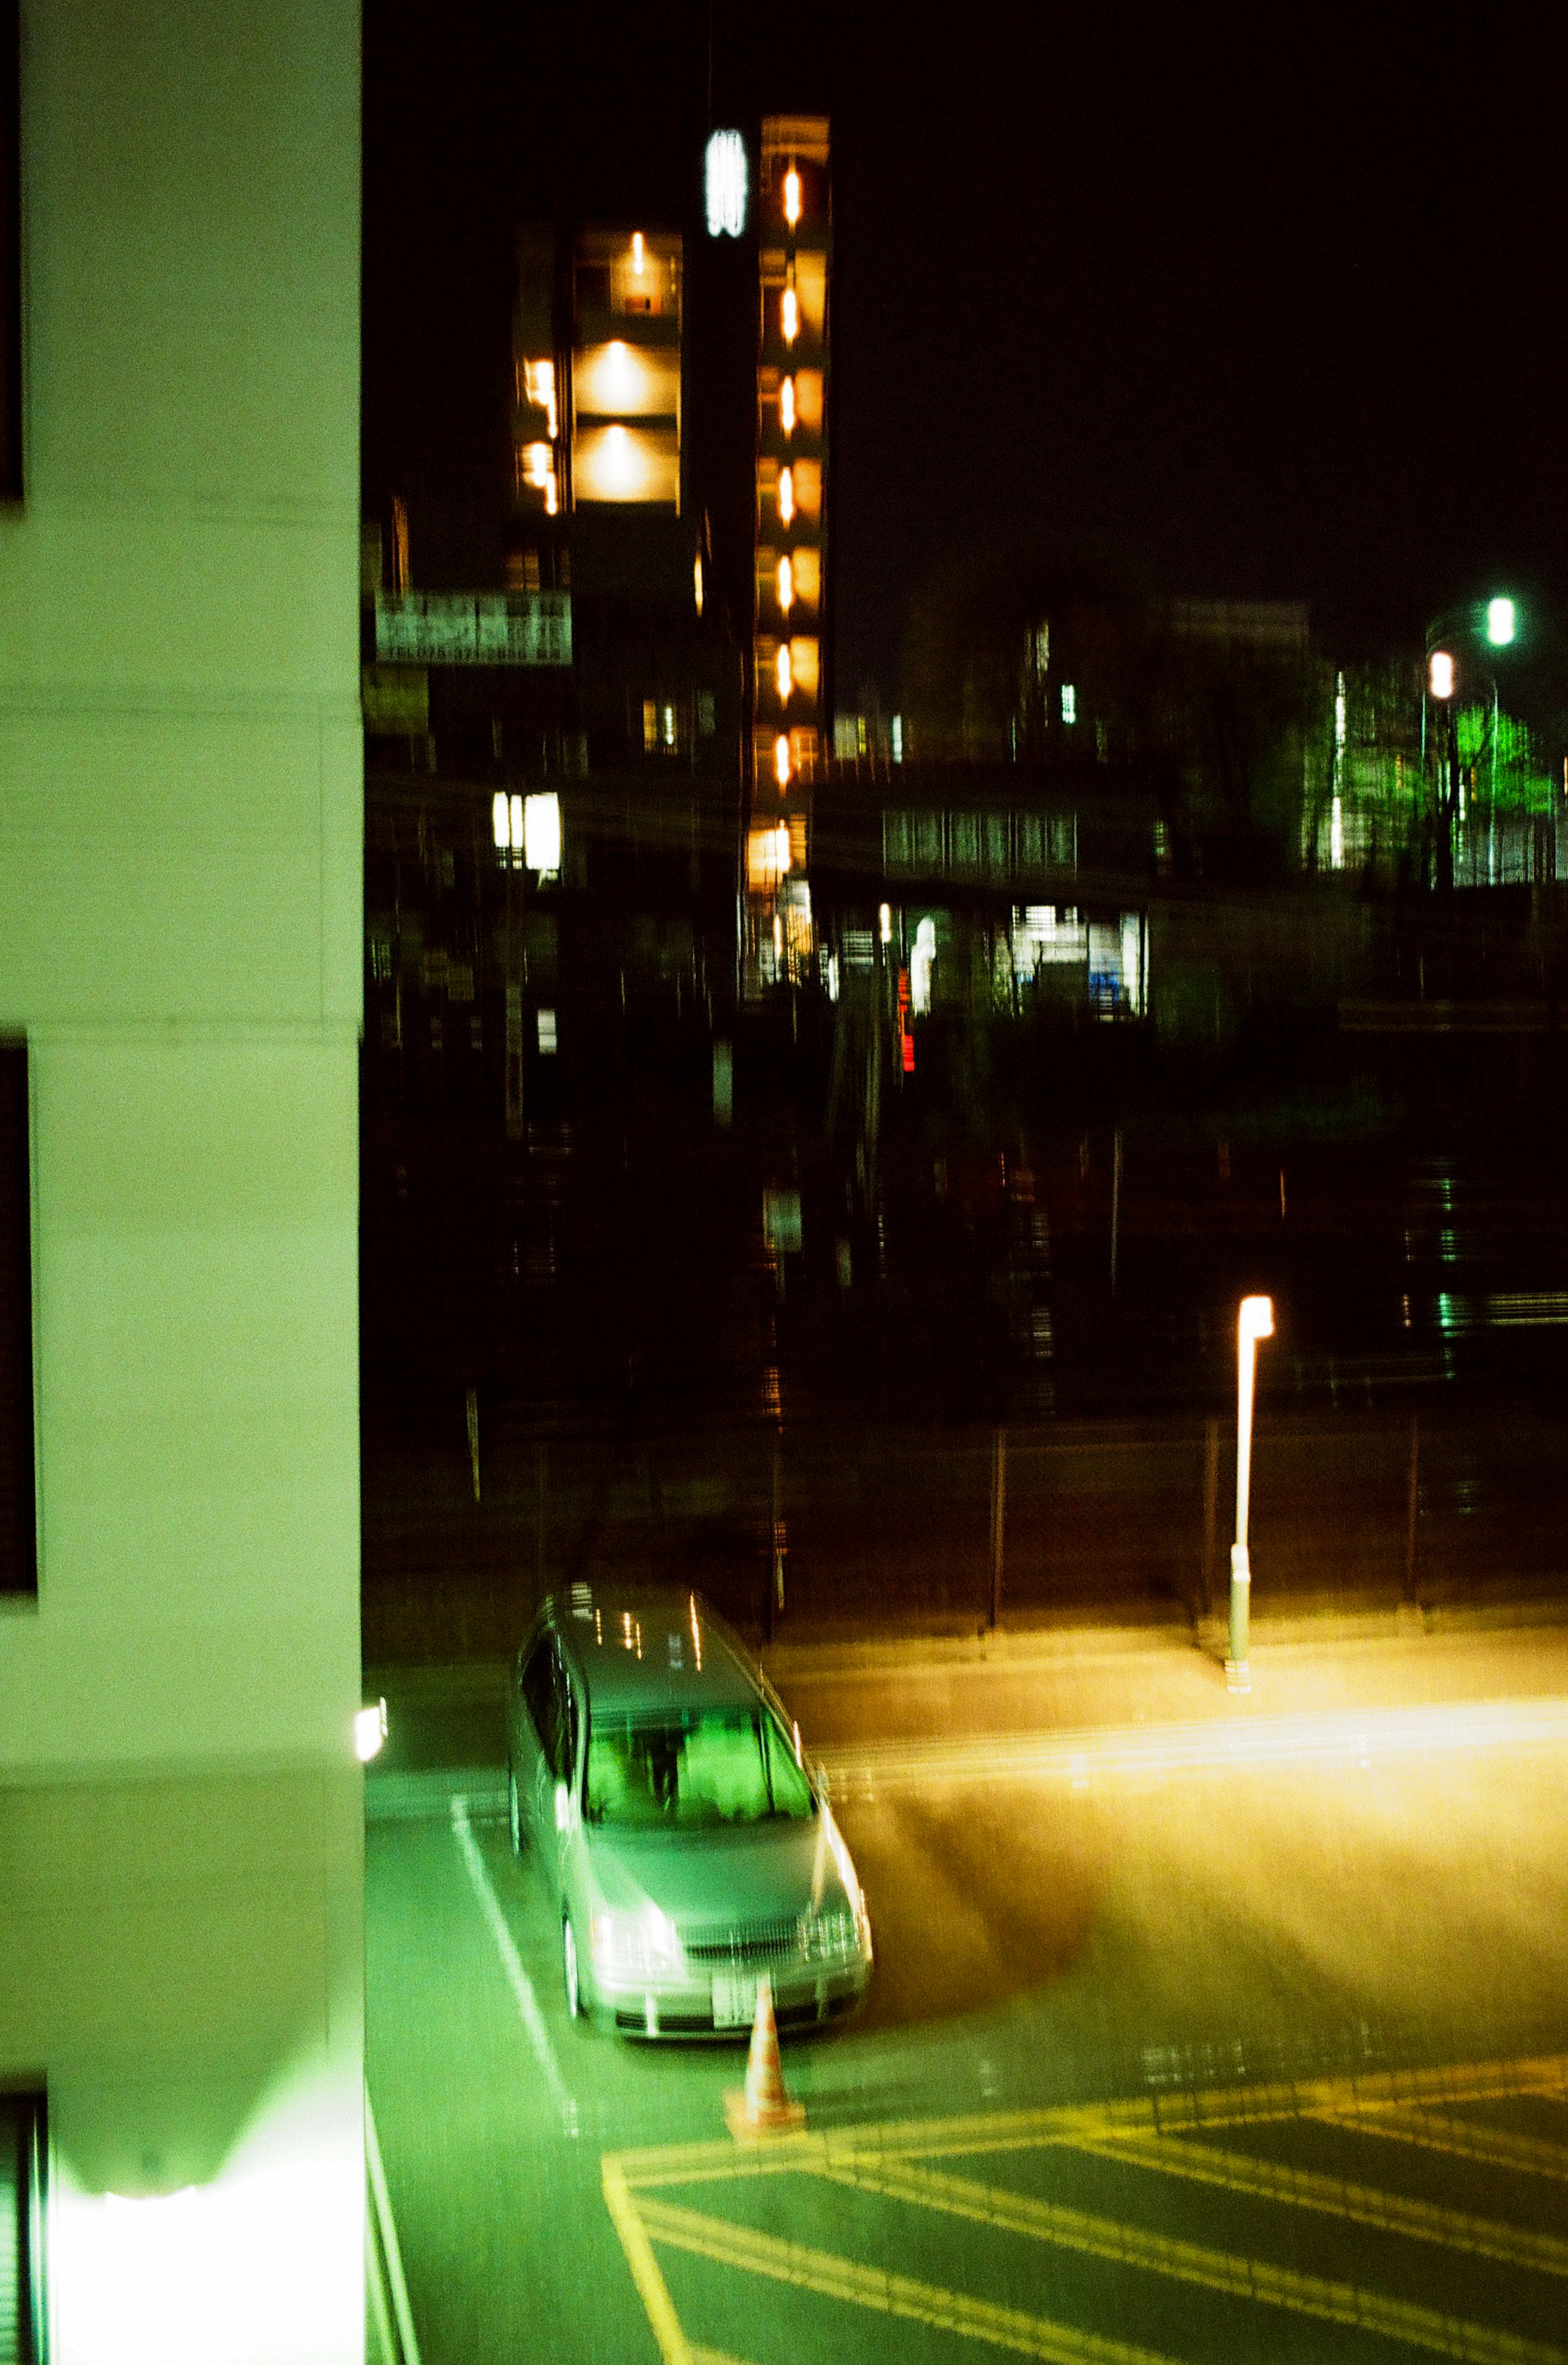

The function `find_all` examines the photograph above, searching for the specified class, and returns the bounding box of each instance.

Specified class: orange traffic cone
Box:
[723,1976,806,2141]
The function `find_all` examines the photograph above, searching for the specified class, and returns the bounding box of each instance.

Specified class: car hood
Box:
[584,1812,850,1928]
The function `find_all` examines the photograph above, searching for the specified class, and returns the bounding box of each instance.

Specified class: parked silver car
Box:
[505,1583,872,2037]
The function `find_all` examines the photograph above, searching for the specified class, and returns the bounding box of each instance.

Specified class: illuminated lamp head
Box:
[782,285,799,343]
[776,554,794,613]
[1238,1294,1274,1347]
[784,167,802,226]
[778,466,794,526]
[1428,650,1455,700]
[1486,596,1516,648]
[775,643,793,700]
[775,822,791,873]
[774,733,791,788]
[780,376,796,435]
[631,231,645,276]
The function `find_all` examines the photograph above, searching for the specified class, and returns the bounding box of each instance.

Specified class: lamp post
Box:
[1226,1294,1274,1695]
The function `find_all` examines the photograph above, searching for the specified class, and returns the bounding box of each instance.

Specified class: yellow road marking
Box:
[1310,2105,1568,2184]
[1075,2125,1568,2276]
[635,2193,1176,2365]
[818,2152,1567,2365]
[689,2351,755,2365]
[602,2155,695,2365]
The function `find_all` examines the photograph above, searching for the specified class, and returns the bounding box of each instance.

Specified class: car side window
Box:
[520,1639,556,1758]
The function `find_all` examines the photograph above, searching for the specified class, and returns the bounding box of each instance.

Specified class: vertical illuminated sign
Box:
[753,115,830,813]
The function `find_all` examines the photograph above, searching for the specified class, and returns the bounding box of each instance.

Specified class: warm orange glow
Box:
[521,441,551,488]
[778,466,794,526]
[782,285,799,342]
[784,168,802,226]
[775,733,791,787]
[780,375,796,435]
[775,643,793,700]
[544,472,558,516]
[522,357,558,439]
[632,232,645,276]
[694,552,704,615]
[776,554,794,613]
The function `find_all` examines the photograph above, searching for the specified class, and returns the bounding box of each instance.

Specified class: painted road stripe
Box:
[819,2153,1567,2365]
[634,2193,1176,2365]
[450,1795,579,2138]
[603,2158,695,2365]
[816,1698,1568,1799]
[1310,2105,1568,2184]
[1075,2126,1568,2276]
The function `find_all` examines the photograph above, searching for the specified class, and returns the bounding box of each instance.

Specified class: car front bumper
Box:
[590,1950,871,2039]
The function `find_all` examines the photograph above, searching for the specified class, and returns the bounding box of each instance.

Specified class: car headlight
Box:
[590,1906,684,1980]
[802,1904,858,1960]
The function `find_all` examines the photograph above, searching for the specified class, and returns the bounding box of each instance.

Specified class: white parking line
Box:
[450,1794,579,2138]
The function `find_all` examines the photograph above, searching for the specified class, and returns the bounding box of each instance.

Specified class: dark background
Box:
[364,1,1568,696]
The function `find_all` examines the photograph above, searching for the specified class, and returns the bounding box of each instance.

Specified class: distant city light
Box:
[355,1701,387,1763]
[1486,597,1516,648]
[778,466,795,526]
[891,715,903,763]
[779,375,796,435]
[774,733,791,787]
[1429,650,1455,700]
[1061,683,1077,725]
[704,130,748,237]
[782,285,799,343]
[879,901,892,945]
[524,790,561,873]
[776,555,794,613]
[784,168,802,227]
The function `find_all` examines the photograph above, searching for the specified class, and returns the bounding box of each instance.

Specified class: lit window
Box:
[537,1009,558,1054]
[524,791,561,873]
[776,555,794,613]
[521,441,552,489]
[780,376,796,435]
[784,168,802,227]
[509,792,523,853]
[778,467,794,526]
[492,791,510,849]
[643,699,658,752]
[782,285,798,343]
[775,734,791,787]
[522,357,557,438]
[776,644,793,701]
[705,130,749,238]
[631,232,645,276]
[1061,683,1077,725]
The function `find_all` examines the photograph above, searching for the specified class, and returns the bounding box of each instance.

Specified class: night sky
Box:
[365,1,1568,698]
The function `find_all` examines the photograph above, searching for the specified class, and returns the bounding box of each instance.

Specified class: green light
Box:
[1486,597,1516,647]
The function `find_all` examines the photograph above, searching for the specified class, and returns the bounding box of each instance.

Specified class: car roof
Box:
[546,1583,762,1716]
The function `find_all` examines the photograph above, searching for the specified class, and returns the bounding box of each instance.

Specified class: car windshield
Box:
[584,1707,815,1829]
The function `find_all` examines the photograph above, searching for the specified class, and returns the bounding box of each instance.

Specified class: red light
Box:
[902,1033,915,1073]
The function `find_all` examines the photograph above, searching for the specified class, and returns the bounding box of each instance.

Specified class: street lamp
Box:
[1226,1294,1273,1695]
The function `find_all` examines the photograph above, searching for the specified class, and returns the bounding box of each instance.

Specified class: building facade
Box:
[0,4,364,2360]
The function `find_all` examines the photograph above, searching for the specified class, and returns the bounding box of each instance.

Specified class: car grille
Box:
[682,1917,802,1966]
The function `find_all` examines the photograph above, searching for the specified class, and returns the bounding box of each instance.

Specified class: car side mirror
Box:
[554,1780,571,1833]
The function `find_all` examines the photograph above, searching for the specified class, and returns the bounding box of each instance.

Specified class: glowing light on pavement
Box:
[815,1698,1568,1803]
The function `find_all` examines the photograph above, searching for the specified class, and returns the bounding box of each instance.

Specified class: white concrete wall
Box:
[0,1,364,2356]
